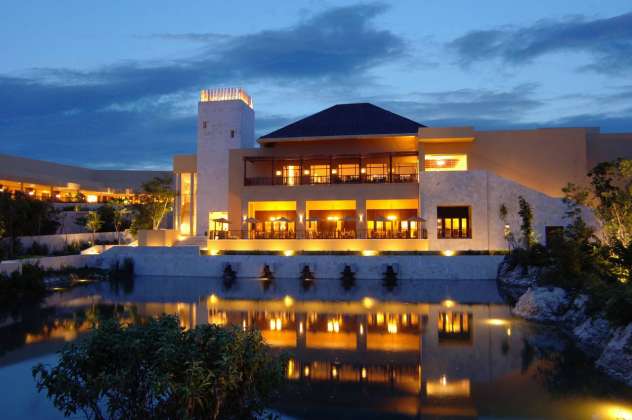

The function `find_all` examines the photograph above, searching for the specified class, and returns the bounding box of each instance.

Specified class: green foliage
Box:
[518,196,536,248]
[564,159,632,246]
[0,191,59,257]
[131,175,175,233]
[0,264,47,306]
[33,316,285,420]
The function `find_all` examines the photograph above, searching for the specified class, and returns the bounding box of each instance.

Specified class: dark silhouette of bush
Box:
[299,265,315,291]
[382,265,398,292]
[260,264,274,291]
[223,264,237,289]
[340,265,356,291]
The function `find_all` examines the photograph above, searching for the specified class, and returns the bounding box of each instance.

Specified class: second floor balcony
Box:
[243,152,419,187]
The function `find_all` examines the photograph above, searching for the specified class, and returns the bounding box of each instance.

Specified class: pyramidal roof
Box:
[259,103,425,142]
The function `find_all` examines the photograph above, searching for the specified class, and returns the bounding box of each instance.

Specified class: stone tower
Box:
[196,88,254,236]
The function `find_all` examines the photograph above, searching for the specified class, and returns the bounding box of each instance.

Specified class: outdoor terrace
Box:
[243,152,419,187]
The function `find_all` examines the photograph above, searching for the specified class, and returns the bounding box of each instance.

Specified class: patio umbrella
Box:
[213,217,229,223]
[406,215,426,222]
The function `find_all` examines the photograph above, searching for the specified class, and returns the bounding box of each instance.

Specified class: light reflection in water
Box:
[3,287,632,420]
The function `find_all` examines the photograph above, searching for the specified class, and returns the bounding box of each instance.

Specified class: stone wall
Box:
[420,170,572,251]
[96,246,503,280]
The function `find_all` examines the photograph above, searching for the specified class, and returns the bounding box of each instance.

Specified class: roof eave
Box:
[257,132,419,145]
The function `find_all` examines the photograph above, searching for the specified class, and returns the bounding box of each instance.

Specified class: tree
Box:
[33,316,285,420]
[85,211,103,245]
[564,159,632,247]
[97,200,130,244]
[0,191,59,257]
[138,175,175,231]
[518,196,536,249]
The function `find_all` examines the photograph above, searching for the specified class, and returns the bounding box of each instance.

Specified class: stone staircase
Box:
[173,235,208,248]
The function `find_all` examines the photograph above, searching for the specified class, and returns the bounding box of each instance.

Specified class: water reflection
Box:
[0,276,631,419]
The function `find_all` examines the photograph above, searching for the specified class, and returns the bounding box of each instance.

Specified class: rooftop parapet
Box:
[199,88,253,109]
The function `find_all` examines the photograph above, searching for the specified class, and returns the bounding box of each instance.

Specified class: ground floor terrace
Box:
[0,177,138,203]
[213,199,430,240]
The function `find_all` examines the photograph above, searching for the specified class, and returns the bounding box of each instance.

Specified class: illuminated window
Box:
[282,165,300,186]
[310,165,330,184]
[437,206,470,239]
[336,164,359,182]
[425,154,467,171]
[365,163,388,182]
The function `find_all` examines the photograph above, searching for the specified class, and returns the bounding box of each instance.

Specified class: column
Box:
[357,199,366,238]
[297,200,306,239]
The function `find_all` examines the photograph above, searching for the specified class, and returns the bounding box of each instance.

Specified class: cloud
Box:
[377,84,543,125]
[449,12,632,74]
[0,3,404,167]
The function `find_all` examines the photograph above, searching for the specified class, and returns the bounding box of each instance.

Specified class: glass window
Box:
[437,206,471,239]
[282,165,300,186]
[310,164,330,184]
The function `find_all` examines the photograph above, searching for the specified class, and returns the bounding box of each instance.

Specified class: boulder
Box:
[512,287,570,322]
[596,323,632,386]
[572,316,612,357]
[497,259,541,301]
[561,294,590,328]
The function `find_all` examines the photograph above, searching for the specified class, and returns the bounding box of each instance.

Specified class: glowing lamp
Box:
[86,194,98,203]
[275,170,282,176]
[303,169,310,175]
[331,169,338,174]
[442,299,456,308]
[442,250,455,257]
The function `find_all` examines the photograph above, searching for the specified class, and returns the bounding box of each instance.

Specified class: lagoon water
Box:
[0,276,630,419]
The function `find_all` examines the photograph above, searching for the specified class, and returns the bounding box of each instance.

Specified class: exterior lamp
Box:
[303,169,310,175]
[331,168,338,174]
[360,168,366,174]
[275,170,282,176]
[387,215,397,221]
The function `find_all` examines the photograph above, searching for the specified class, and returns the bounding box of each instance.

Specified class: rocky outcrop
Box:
[572,316,612,357]
[561,294,590,328]
[596,324,632,386]
[497,259,541,301]
[512,287,570,322]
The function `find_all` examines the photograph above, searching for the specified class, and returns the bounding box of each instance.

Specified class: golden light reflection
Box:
[442,299,456,308]
[362,297,375,309]
[426,376,471,398]
[485,318,509,326]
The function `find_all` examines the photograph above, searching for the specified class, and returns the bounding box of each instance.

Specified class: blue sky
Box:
[1,0,631,169]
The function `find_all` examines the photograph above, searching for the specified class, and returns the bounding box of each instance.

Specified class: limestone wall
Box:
[420,170,571,251]
[97,246,503,280]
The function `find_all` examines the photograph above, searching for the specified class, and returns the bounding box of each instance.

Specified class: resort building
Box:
[0,153,169,204]
[173,88,632,252]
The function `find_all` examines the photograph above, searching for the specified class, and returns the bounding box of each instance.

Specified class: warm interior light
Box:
[442,250,455,257]
[28,190,35,196]
[436,160,446,166]
[209,249,220,256]
[386,215,397,221]
[86,194,98,203]
[362,250,378,256]
[387,322,398,334]
[326,216,340,221]
[283,250,295,257]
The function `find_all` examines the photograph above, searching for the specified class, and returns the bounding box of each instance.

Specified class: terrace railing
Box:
[210,229,428,240]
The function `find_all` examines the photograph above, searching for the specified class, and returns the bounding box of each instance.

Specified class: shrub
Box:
[382,265,398,292]
[340,265,356,291]
[33,315,285,419]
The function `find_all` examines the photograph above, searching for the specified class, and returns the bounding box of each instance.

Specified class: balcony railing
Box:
[437,228,472,239]
[210,229,428,240]
[244,173,418,187]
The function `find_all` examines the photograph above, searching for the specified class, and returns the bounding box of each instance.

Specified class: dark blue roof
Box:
[260,103,425,140]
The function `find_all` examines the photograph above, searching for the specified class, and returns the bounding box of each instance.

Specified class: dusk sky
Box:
[1,0,631,169]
